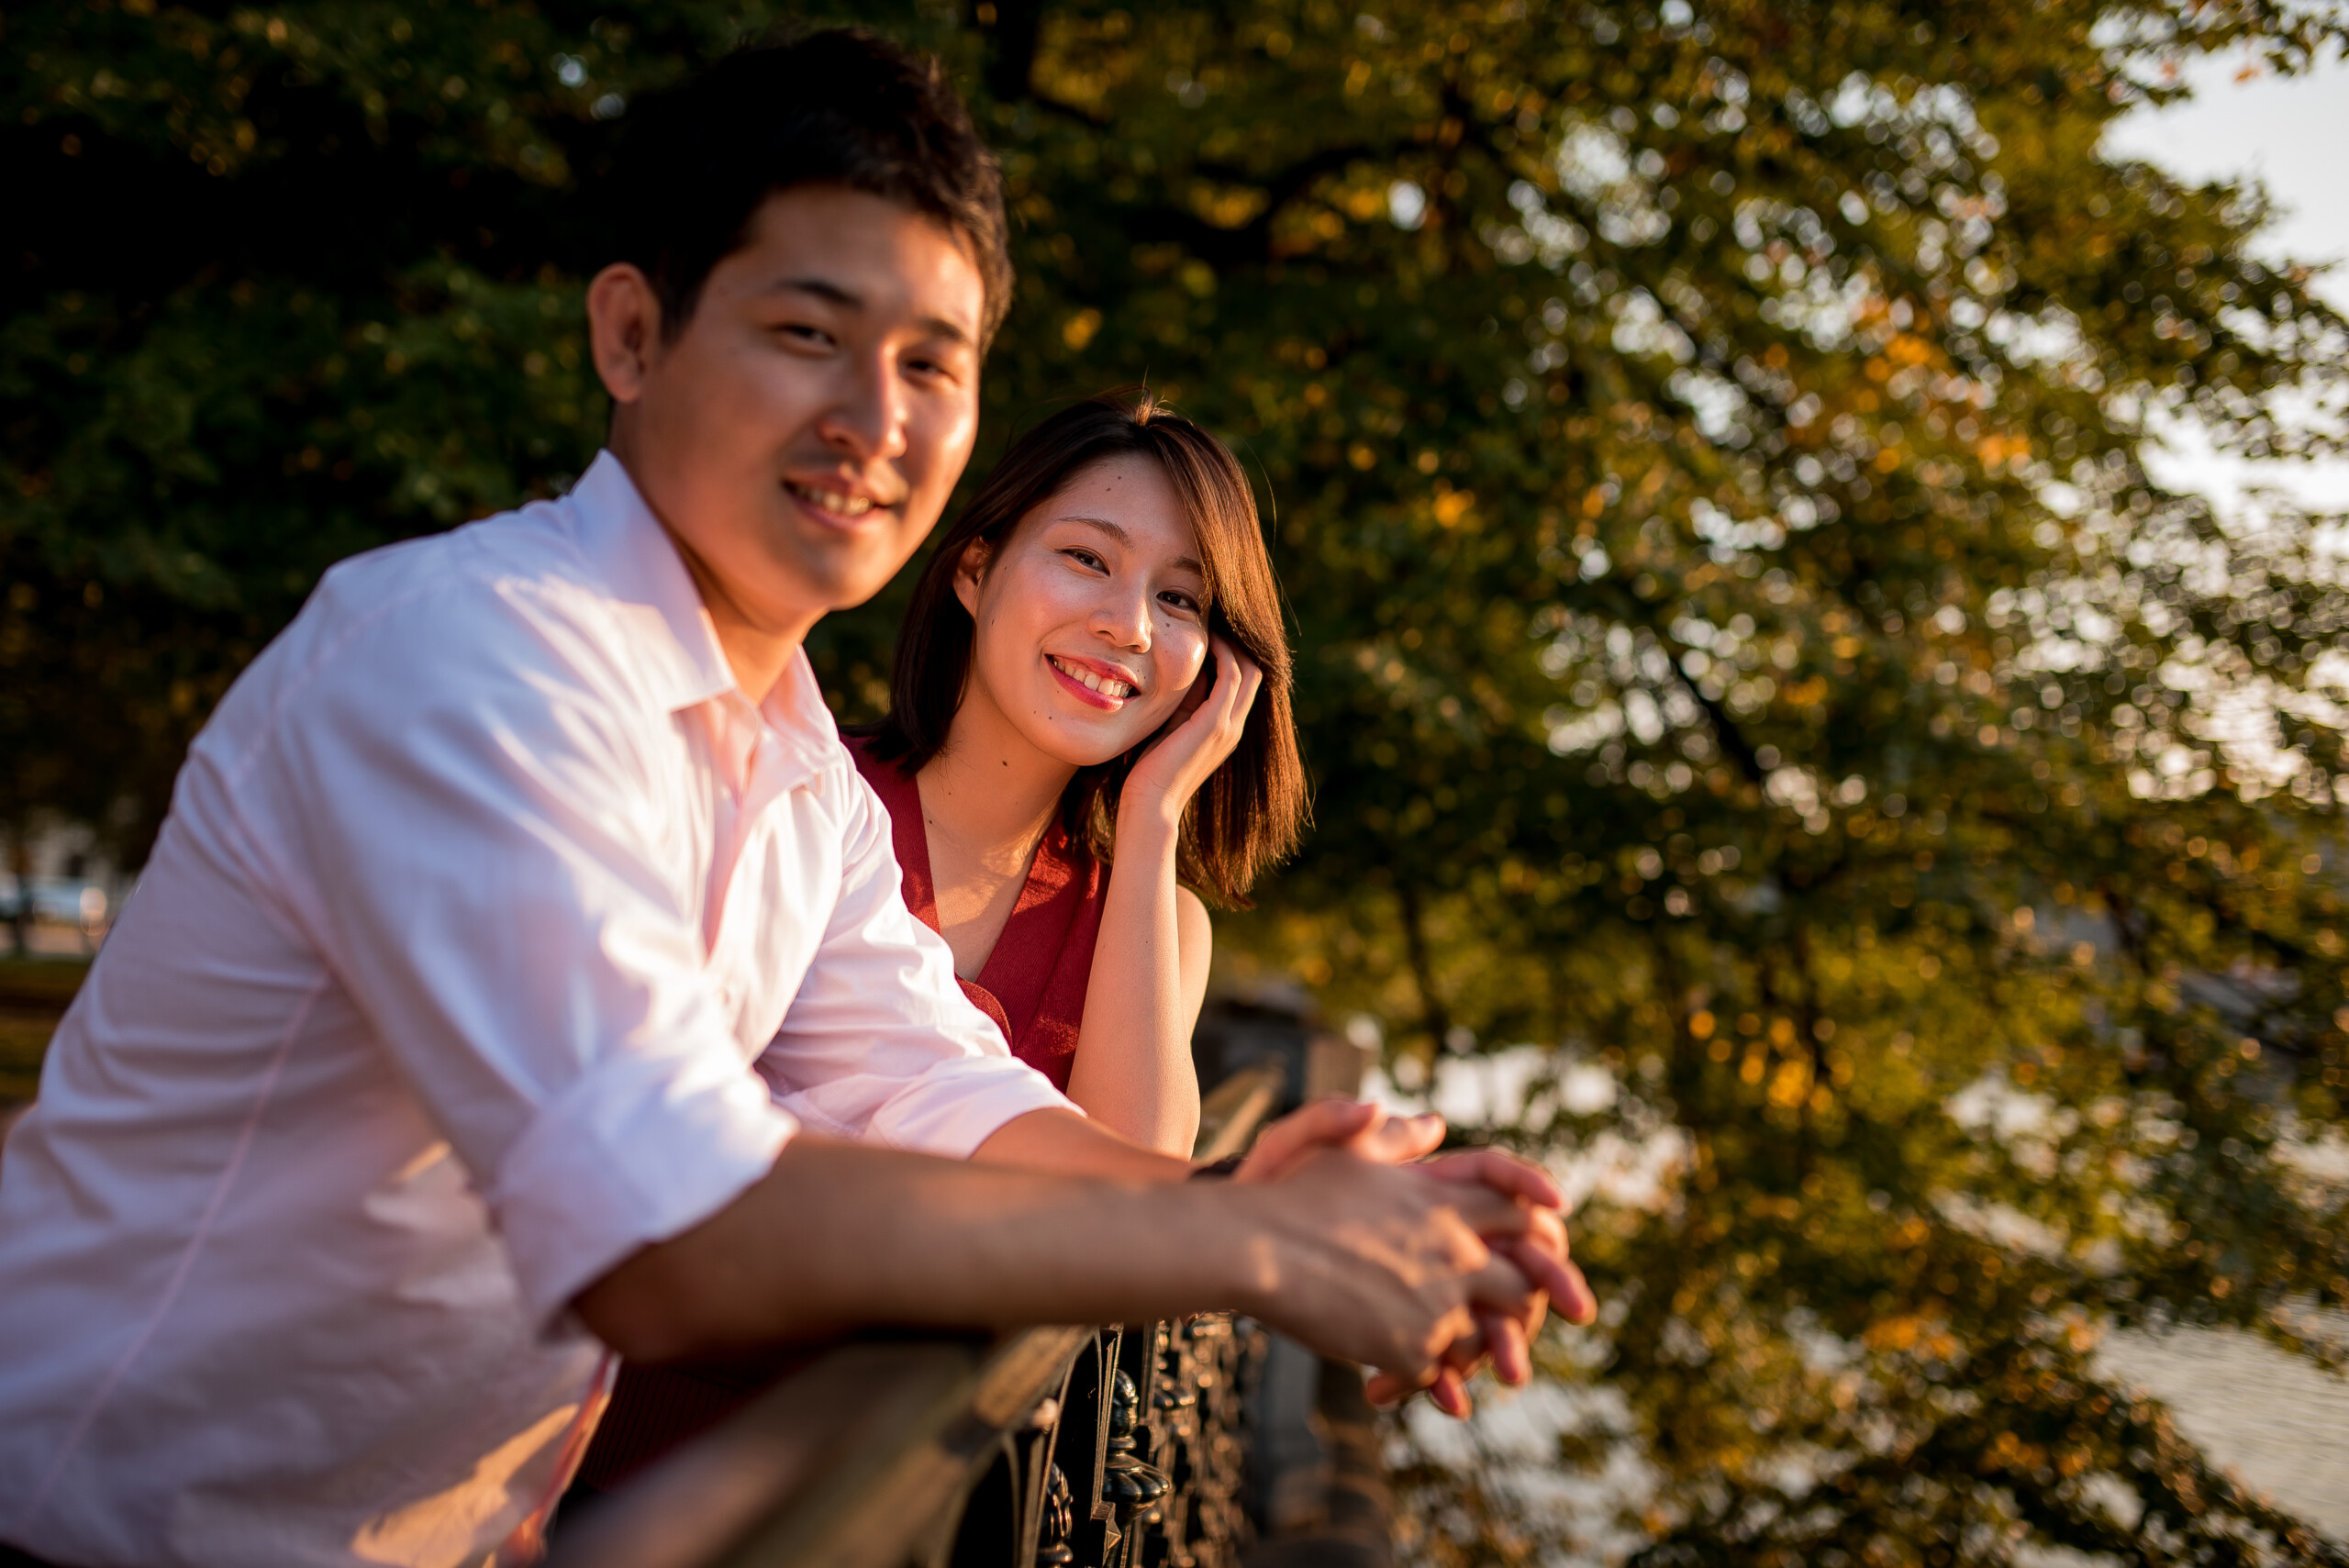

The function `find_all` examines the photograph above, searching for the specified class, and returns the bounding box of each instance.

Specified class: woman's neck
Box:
[915,691,1077,978]
[915,688,1077,972]
[918,687,1077,857]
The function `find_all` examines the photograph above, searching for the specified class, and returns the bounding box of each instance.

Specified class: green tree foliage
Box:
[8,0,2349,1560]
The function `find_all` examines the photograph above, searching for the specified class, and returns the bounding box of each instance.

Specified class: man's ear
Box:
[951,539,992,616]
[586,263,664,406]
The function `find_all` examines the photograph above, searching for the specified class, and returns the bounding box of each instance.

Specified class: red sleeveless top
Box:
[572,738,1108,1499]
[846,734,1106,1092]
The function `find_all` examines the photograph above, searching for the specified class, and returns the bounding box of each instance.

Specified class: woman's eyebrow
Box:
[1055,514,1130,543]
[1056,515,1204,574]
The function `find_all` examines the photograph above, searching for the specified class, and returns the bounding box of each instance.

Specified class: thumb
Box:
[1353,1111,1446,1166]
[1234,1098,1381,1183]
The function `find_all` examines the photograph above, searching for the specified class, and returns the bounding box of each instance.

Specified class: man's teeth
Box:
[792,484,877,517]
[1052,656,1134,698]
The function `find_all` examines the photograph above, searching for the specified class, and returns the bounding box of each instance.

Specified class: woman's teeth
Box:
[1051,655,1135,698]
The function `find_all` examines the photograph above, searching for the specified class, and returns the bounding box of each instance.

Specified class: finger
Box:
[1174,642,1224,722]
[1353,1110,1446,1165]
[1435,1180,1542,1240]
[1233,1097,1381,1182]
[1171,639,1245,750]
[1419,1148,1564,1211]
[1463,1250,1548,1320]
[1230,651,1265,719]
[1494,1239,1597,1328]
[1208,640,1255,735]
[1366,1351,1444,1407]
[1428,1365,1472,1418]
[1511,1283,1551,1350]
[1493,1230,1557,1342]
[1512,1204,1569,1265]
[1477,1307,1532,1386]
[1174,672,1214,725]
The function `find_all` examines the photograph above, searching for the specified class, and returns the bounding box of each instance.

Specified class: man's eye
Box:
[777,323,834,348]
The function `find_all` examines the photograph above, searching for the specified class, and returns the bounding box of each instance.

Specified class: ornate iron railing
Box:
[547,1064,1286,1568]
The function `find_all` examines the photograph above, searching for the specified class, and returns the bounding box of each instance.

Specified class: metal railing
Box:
[548,1064,1286,1568]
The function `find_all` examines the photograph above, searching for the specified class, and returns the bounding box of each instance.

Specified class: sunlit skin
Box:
[919,454,1241,1156]
[587,183,985,703]
[953,454,1217,773]
[573,183,1592,1412]
[914,459,1595,1404]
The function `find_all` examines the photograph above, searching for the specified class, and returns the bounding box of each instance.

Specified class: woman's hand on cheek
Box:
[1118,635,1264,830]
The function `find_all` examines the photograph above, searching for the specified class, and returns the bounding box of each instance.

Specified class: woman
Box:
[845,387,1307,1153]
[571,391,1311,1496]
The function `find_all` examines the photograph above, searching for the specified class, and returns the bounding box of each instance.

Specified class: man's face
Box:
[596,184,986,642]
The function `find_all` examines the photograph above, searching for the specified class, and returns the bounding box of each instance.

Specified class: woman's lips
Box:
[1046,653,1135,710]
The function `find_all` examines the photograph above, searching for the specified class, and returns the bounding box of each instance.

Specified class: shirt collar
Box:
[568,450,738,716]
[567,450,844,784]
[757,644,845,789]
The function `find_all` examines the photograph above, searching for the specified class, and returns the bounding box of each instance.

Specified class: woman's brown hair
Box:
[863,388,1308,907]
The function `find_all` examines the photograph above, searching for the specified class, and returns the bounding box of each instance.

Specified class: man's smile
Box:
[783,476,904,526]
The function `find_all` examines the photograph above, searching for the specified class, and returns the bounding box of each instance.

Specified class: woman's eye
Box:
[1063,549,1106,571]
[1159,590,1202,615]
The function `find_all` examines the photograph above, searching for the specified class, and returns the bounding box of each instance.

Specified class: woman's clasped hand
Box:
[1235,1097,1598,1415]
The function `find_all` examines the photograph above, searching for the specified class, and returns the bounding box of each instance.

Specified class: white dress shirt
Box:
[0,451,1073,1568]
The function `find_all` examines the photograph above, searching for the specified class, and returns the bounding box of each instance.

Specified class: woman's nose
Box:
[1090,584,1152,650]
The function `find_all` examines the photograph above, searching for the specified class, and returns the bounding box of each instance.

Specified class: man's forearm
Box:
[574,1136,1249,1361]
[572,1133,1559,1388]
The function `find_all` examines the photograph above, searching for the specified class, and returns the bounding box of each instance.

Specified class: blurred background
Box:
[5,1,2348,1561]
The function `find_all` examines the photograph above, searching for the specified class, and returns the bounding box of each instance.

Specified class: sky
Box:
[2101,46,2349,310]
[2099,44,2349,511]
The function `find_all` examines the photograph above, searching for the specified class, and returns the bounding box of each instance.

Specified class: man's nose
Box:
[813,350,910,466]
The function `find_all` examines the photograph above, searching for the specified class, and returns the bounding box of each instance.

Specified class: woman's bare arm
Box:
[1062,812,1208,1154]
[1062,637,1264,1152]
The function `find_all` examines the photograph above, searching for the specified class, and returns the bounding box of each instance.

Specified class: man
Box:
[0,31,1592,1568]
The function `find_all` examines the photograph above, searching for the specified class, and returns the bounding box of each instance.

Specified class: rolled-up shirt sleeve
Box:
[756,776,1076,1158]
[248,574,795,1329]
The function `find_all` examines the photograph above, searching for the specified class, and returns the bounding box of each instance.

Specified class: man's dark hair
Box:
[605,30,1012,345]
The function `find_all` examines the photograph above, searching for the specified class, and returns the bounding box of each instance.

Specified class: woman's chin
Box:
[1021,713,1153,773]
[1047,737,1140,771]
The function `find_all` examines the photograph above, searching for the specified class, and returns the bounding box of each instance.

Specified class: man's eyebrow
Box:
[761,276,975,349]
[916,314,976,350]
[1055,515,1205,575]
[767,276,863,308]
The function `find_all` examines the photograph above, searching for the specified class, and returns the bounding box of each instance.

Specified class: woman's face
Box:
[954,452,1212,769]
